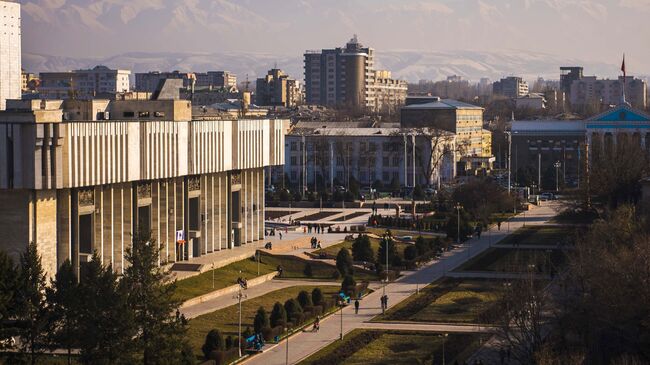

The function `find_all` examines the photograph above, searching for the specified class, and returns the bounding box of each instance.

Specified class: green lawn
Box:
[455,248,565,273]
[174,252,376,302]
[187,285,339,354]
[299,329,488,365]
[313,236,412,261]
[366,227,439,238]
[497,225,575,246]
[376,278,504,324]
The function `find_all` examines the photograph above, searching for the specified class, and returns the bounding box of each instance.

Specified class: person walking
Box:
[354,299,360,314]
[279,232,283,240]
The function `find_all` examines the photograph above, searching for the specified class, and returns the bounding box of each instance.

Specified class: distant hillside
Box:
[23,50,626,83]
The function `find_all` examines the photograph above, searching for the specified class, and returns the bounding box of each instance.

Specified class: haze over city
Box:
[21,0,650,80]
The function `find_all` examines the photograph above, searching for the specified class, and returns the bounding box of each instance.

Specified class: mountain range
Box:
[23,49,632,84]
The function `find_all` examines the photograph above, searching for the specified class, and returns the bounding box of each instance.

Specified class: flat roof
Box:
[511,120,585,135]
[402,98,483,110]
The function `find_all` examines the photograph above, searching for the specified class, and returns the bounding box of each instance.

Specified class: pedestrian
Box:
[384,295,388,309]
[354,299,360,314]
[497,221,501,230]
[279,232,283,240]
[277,265,283,278]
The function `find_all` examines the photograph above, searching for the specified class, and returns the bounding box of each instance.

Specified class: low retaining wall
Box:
[181,271,279,309]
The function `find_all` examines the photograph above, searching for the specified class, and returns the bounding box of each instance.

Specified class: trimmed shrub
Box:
[336,247,354,276]
[284,298,303,320]
[225,335,233,350]
[253,307,270,334]
[202,329,225,359]
[404,245,418,261]
[270,302,287,328]
[261,326,273,341]
[312,288,324,306]
[297,290,313,308]
[341,275,357,297]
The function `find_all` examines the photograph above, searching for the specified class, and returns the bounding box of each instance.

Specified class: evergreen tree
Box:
[311,288,324,306]
[284,298,303,320]
[270,302,287,327]
[404,245,418,261]
[297,290,313,308]
[335,247,354,277]
[76,254,135,365]
[253,307,270,334]
[341,275,357,297]
[122,230,191,365]
[0,250,18,351]
[202,329,225,359]
[351,235,374,262]
[377,237,400,267]
[46,260,79,364]
[14,242,51,365]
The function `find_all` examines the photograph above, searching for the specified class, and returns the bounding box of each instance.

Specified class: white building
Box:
[40,66,131,99]
[0,1,21,110]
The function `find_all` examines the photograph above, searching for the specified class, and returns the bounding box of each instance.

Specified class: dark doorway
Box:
[138,205,151,234]
[79,214,93,254]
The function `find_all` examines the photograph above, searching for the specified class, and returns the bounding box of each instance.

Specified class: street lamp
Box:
[339,298,344,340]
[438,333,449,365]
[554,161,562,192]
[234,276,248,358]
[454,203,464,256]
[284,325,291,365]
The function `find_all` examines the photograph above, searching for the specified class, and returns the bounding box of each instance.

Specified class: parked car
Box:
[540,192,555,201]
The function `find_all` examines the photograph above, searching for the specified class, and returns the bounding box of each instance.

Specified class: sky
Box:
[19,0,650,73]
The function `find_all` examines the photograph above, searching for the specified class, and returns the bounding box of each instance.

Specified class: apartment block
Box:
[493,76,529,98]
[255,68,302,107]
[0,1,21,110]
[39,66,131,99]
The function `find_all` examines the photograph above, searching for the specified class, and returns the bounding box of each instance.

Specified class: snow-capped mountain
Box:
[23,50,625,83]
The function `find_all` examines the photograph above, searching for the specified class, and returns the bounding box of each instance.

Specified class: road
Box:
[243,203,559,365]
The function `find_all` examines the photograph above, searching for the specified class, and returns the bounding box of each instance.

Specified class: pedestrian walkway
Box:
[360,321,495,333]
[181,279,343,319]
[445,271,551,280]
[243,203,560,365]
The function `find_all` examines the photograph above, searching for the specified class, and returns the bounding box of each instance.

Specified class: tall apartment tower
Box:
[0,1,21,110]
[304,35,375,109]
[560,67,583,94]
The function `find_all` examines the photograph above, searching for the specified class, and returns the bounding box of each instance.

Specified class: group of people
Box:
[265,227,286,240]
[310,236,322,249]
[236,277,248,289]
[380,294,389,312]
[303,223,324,234]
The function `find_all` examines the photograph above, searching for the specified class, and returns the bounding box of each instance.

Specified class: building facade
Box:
[0,98,288,278]
[284,125,456,191]
[493,76,529,98]
[371,70,407,114]
[0,1,21,110]
[195,71,237,90]
[400,97,493,159]
[569,76,647,110]
[255,69,302,107]
[135,71,196,93]
[39,66,131,100]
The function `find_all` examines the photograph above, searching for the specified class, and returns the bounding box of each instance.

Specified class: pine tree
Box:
[297,290,313,308]
[76,254,135,365]
[311,288,324,307]
[122,230,192,365]
[46,260,79,365]
[253,307,270,334]
[0,250,18,351]
[377,237,400,267]
[14,242,50,365]
[202,329,225,359]
[270,302,287,327]
[336,247,354,277]
[351,235,374,262]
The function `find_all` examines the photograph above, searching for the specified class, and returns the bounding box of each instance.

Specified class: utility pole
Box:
[505,131,512,194]
[234,280,248,357]
[554,161,561,192]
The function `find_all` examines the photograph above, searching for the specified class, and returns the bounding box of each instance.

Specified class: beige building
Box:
[255,69,302,107]
[569,76,647,110]
[0,98,288,278]
[371,70,407,114]
[39,66,131,100]
[0,1,21,110]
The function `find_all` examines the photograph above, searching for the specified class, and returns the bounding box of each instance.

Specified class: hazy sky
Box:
[20,0,650,72]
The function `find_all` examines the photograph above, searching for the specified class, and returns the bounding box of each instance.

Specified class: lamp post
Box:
[234,278,248,358]
[284,325,291,365]
[212,263,215,289]
[554,161,561,192]
[454,203,464,256]
[339,299,344,340]
[438,333,449,365]
[505,131,512,194]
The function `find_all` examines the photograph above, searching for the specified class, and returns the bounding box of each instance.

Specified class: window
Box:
[393,172,399,181]
[79,214,93,254]
[369,157,376,166]
[392,156,400,166]
[360,142,366,152]
[336,156,344,166]
[123,111,135,118]
[382,172,390,181]
[290,142,297,151]
[383,157,389,166]
[154,111,165,118]
[382,142,390,151]
[138,111,150,118]
[290,156,297,165]
[369,143,376,152]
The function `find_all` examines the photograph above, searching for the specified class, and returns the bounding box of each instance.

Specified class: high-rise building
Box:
[255,68,301,107]
[0,1,21,110]
[303,36,405,111]
[560,67,583,94]
[39,66,131,99]
[371,70,407,114]
[492,76,529,98]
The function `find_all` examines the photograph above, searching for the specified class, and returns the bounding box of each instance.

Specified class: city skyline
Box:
[21,0,650,77]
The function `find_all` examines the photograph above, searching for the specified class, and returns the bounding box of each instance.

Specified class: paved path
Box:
[359,321,495,333]
[492,244,572,250]
[181,280,342,319]
[445,271,551,280]
[243,203,560,365]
